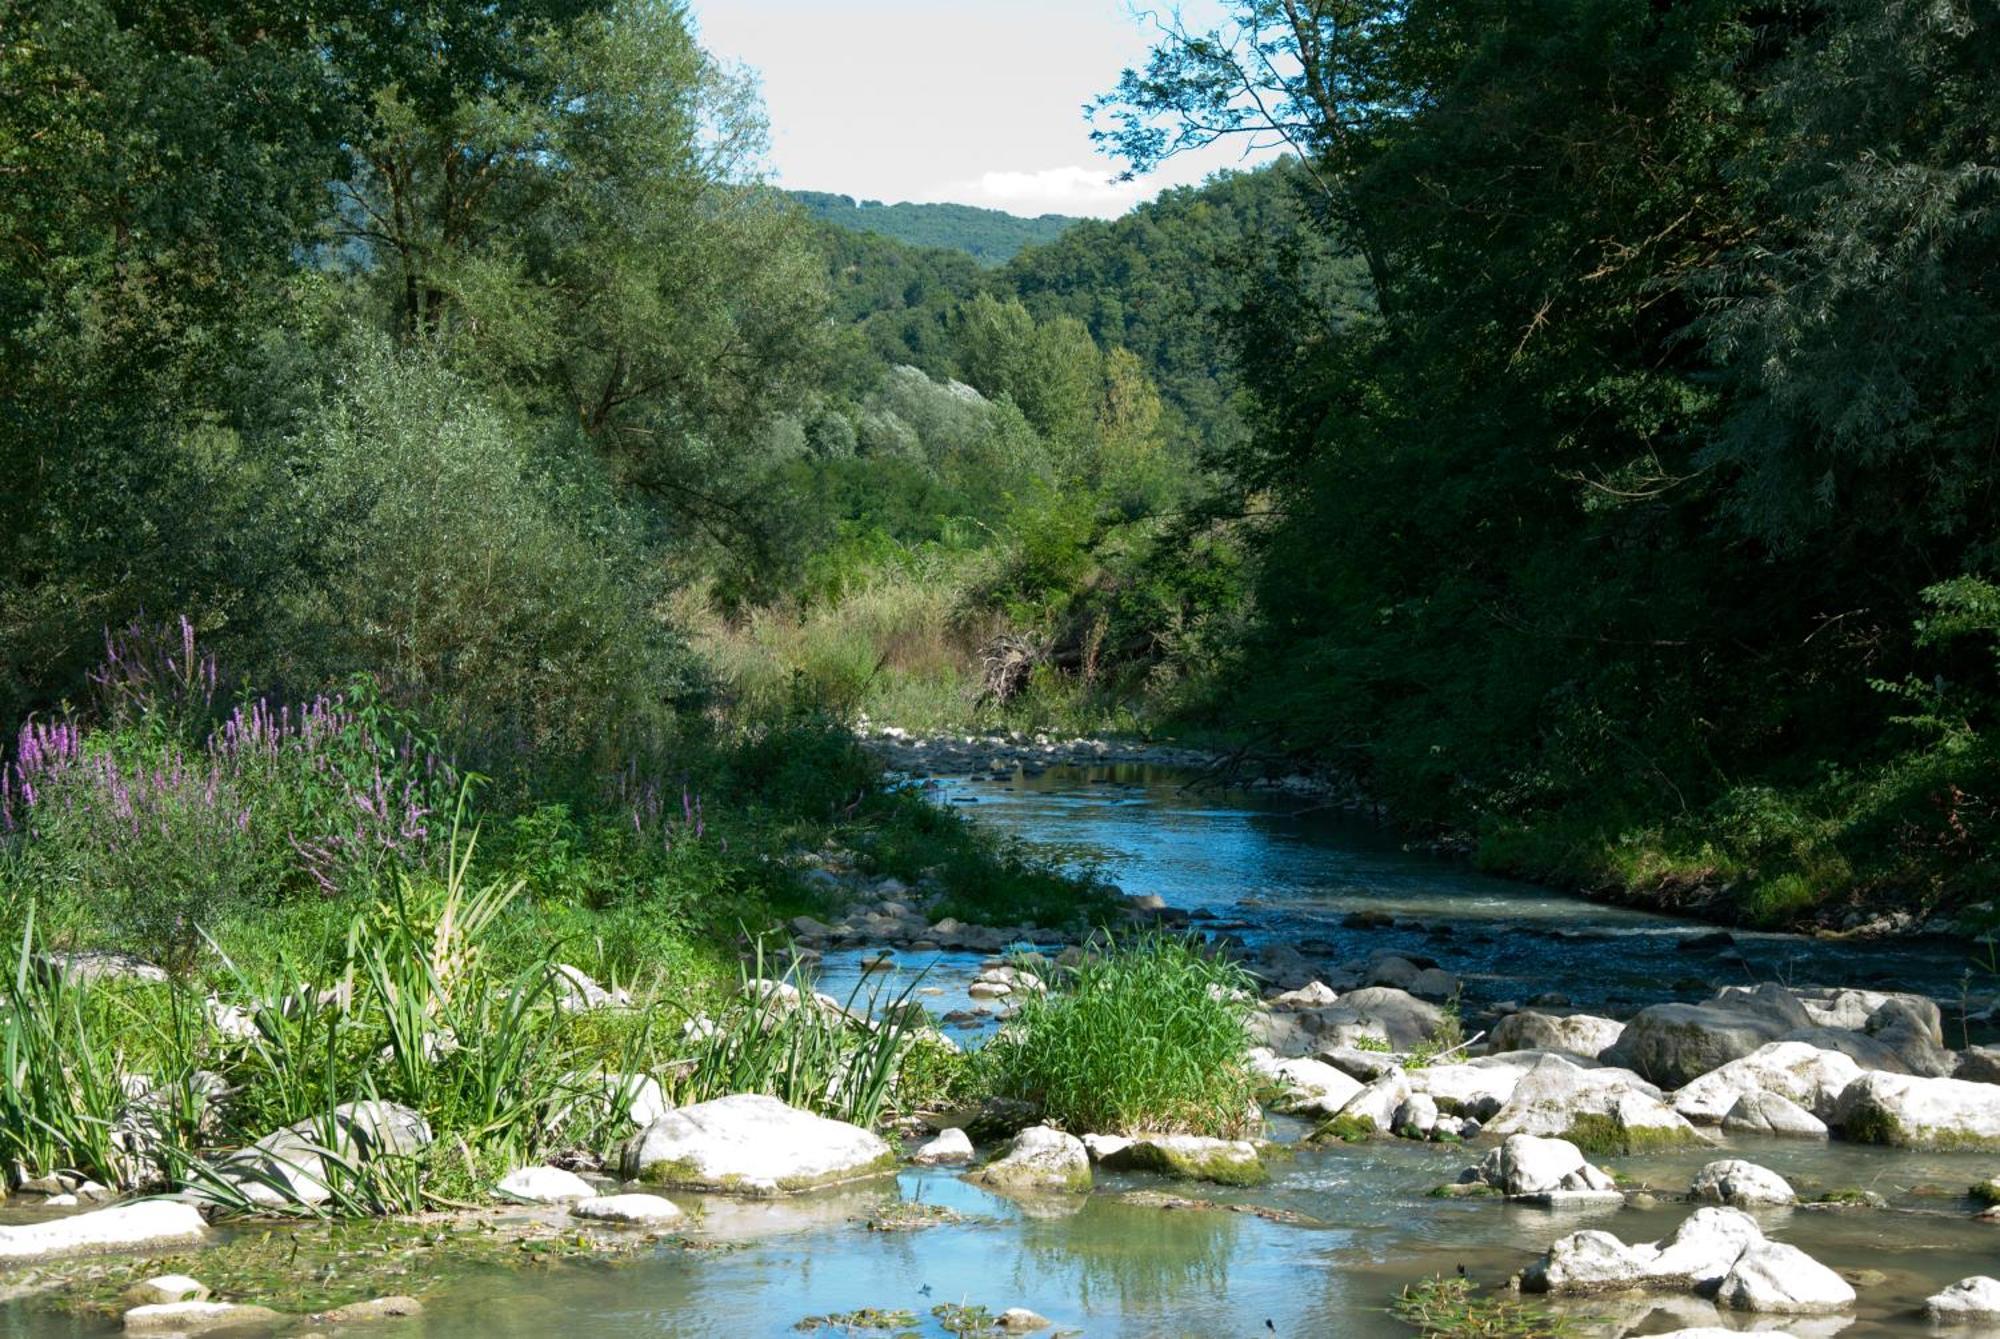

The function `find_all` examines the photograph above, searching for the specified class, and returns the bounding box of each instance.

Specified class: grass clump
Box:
[984,935,1256,1137]
[1392,1275,1583,1338]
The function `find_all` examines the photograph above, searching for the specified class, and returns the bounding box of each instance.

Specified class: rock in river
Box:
[1927,1276,2000,1321]
[1832,1071,2000,1147]
[1488,1011,1625,1062]
[622,1093,895,1193]
[1688,1158,1796,1207]
[1524,1206,1849,1314]
[970,1126,1092,1194]
[0,1201,209,1262]
[1464,1134,1619,1202]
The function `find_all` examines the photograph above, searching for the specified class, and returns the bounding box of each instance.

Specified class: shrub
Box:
[985,935,1257,1136]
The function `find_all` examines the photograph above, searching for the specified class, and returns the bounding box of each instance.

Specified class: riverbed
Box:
[8,762,1997,1336]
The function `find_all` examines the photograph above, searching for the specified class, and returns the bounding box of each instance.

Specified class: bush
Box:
[985,935,1257,1136]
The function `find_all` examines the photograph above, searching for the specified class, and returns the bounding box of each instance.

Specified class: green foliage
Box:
[985,936,1258,1137]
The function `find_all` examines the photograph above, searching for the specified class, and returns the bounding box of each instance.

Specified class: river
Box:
[8,762,1997,1336]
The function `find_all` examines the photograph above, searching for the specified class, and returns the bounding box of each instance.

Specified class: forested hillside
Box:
[789,190,1079,265]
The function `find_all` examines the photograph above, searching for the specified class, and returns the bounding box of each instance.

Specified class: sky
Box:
[690,0,1271,219]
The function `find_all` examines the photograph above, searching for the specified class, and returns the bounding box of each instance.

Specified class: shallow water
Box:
[8,764,1999,1337]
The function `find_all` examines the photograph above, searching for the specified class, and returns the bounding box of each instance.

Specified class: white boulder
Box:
[1523,1207,1766,1294]
[911,1128,975,1166]
[497,1165,597,1203]
[971,1126,1091,1193]
[0,1202,209,1262]
[1714,1241,1854,1314]
[1927,1276,2000,1321]
[1832,1071,2000,1147]
[1719,1090,1828,1138]
[1671,1042,1862,1125]
[1689,1159,1796,1207]
[620,1094,894,1193]
[570,1193,684,1225]
[1489,1012,1625,1061]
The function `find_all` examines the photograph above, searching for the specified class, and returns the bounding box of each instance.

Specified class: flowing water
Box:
[8,764,1998,1337]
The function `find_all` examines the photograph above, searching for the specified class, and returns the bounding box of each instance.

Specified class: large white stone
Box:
[1606,991,1812,1088]
[1714,1241,1854,1314]
[972,1126,1092,1193]
[1719,1090,1828,1139]
[1489,1012,1625,1061]
[1332,1072,1412,1134]
[1672,1042,1863,1125]
[1248,1050,1366,1115]
[1483,1054,1699,1147]
[1927,1276,2000,1320]
[912,1128,975,1165]
[621,1094,893,1194]
[570,1193,683,1225]
[496,1165,596,1203]
[1410,1054,1547,1121]
[1832,1071,2000,1147]
[1471,1134,1617,1199]
[207,1100,432,1207]
[1689,1159,1796,1207]
[0,1201,207,1262]
[123,1300,282,1332]
[1523,1207,1765,1294]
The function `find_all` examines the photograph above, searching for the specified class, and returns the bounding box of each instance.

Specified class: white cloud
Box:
[926,165,1155,219]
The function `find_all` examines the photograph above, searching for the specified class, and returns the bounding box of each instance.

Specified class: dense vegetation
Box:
[1086,0,2000,926]
[789,190,1079,265]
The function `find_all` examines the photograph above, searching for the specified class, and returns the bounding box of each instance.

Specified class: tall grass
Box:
[985,936,1257,1137]
[670,940,940,1128]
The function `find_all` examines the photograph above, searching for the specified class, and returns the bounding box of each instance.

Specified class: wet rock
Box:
[912,1129,975,1166]
[970,1126,1091,1194]
[313,1296,424,1323]
[1719,1091,1828,1139]
[497,1165,596,1203]
[1714,1242,1854,1314]
[1466,1134,1619,1201]
[1927,1276,2000,1321]
[571,1193,684,1225]
[1098,1135,1265,1186]
[1670,1042,1862,1125]
[122,1300,283,1332]
[1689,1159,1796,1207]
[1604,989,1813,1088]
[122,1276,209,1307]
[1832,1071,2000,1147]
[1677,931,1736,955]
[1522,1206,1767,1294]
[623,1094,894,1194]
[1488,1011,1624,1062]
[998,1308,1052,1332]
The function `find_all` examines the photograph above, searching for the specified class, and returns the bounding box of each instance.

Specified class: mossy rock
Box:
[1308,1114,1378,1145]
[1559,1114,1696,1158]
[1972,1178,2000,1207]
[1428,1182,1501,1199]
[1116,1140,1267,1188]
